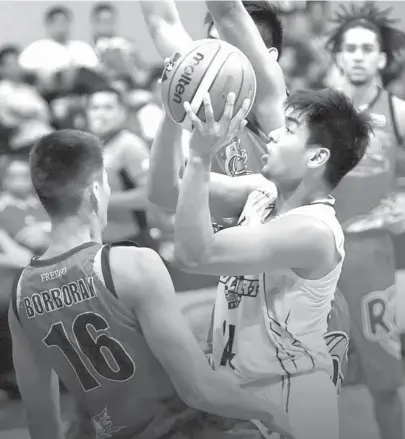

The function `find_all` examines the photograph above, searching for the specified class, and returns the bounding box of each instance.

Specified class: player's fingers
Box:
[222,92,236,126]
[184,101,204,133]
[235,98,252,122]
[202,94,215,125]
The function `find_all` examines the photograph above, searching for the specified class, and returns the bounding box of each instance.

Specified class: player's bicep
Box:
[9,306,63,439]
[112,248,211,406]
[206,1,285,131]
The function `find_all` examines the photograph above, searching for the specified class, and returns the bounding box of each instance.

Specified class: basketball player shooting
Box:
[143,0,352,396]
[8,130,294,439]
[326,4,405,439]
[168,2,372,439]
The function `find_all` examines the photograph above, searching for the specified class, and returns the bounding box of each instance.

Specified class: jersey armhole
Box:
[10,269,24,325]
[388,92,404,146]
[100,240,141,299]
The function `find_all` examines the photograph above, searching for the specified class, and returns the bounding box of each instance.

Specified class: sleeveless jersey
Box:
[333,88,402,233]
[212,184,345,384]
[11,241,195,439]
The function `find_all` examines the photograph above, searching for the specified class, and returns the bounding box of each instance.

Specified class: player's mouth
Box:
[262,154,269,164]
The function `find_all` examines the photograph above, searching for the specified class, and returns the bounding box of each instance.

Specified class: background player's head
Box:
[91,2,117,40]
[204,1,283,60]
[327,3,405,86]
[261,88,371,191]
[87,86,126,138]
[30,130,110,230]
[45,6,72,44]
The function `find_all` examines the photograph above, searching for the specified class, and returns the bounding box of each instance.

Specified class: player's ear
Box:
[267,47,278,61]
[89,182,100,215]
[378,52,387,70]
[308,147,330,168]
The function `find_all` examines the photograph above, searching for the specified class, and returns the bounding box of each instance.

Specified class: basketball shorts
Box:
[206,291,351,393]
[338,231,403,390]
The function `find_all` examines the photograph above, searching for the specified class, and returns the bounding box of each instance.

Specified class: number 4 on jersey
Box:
[220,321,236,369]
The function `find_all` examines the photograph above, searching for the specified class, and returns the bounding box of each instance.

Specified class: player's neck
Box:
[277,180,330,214]
[42,218,102,259]
[340,78,380,108]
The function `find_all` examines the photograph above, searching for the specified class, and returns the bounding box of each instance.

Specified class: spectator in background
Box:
[86,87,154,247]
[91,1,118,45]
[0,45,52,157]
[19,6,99,92]
[92,2,149,89]
[0,156,50,399]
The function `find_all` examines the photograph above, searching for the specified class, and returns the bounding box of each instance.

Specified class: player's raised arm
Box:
[148,114,266,217]
[139,0,193,59]
[206,0,285,133]
[9,306,64,439]
[110,245,294,438]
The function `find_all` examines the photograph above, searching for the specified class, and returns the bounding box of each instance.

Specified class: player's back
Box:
[11,241,194,439]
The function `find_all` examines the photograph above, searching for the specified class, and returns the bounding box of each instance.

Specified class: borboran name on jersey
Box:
[23,277,97,319]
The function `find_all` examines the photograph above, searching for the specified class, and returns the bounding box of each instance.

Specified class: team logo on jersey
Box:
[325,331,349,394]
[220,275,259,309]
[93,408,126,439]
[362,287,402,359]
[221,138,252,177]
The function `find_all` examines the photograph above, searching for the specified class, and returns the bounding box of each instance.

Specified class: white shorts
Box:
[251,370,339,439]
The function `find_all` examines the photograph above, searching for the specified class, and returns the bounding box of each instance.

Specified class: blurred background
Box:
[0,1,404,438]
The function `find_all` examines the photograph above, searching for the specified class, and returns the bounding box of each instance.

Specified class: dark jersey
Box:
[11,241,196,439]
[333,89,403,233]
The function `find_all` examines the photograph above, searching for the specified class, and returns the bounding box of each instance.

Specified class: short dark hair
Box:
[0,45,20,66]
[205,1,283,58]
[45,6,72,23]
[91,2,116,18]
[284,89,372,188]
[30,130,104,219]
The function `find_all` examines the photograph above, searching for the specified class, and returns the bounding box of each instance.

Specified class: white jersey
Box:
[212,183,345,385]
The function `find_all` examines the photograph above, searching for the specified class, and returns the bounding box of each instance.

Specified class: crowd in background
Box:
[0,0,405,401]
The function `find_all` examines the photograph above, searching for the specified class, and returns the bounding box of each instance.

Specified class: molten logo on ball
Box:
[173,52,204,104]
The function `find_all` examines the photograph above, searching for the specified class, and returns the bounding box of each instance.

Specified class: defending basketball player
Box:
[143,0,351,394]
[173,86,370,439]
[8,130,295,439]
[325,4,405,439]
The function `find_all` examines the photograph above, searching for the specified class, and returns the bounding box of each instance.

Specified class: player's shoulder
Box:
[109,245,164,292]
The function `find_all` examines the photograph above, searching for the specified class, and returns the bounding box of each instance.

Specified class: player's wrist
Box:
[188,150,212,169]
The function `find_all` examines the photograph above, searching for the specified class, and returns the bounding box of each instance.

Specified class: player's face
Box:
[337,27,385,86]
[87,92,126,137]
[261,113,316,187]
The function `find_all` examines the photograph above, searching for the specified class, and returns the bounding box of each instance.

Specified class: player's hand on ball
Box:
[184,92,251,160]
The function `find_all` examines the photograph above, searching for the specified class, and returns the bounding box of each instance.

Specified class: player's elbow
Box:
[176,380,216,413]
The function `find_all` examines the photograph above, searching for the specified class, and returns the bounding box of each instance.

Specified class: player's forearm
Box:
[195,370,277,426]
[174,153,214,267]
[140,0,192,59]
[147,114,184,212]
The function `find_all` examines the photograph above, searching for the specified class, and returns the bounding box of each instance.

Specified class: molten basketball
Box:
[161,39,256,131]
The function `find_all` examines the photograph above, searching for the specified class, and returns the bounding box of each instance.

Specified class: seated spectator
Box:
[0,45,52,157]
[19,6,99,93]
[91,2,148,88]
[86,86,155,248]
[0,156,50,399]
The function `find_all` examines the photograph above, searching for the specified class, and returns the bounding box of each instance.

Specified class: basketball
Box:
[160,39,257,131]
